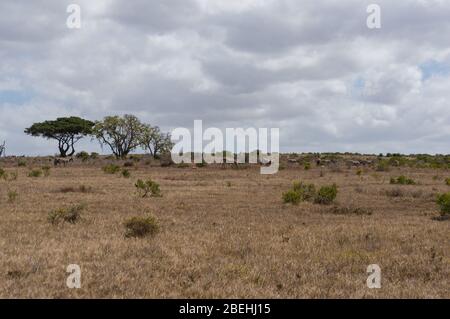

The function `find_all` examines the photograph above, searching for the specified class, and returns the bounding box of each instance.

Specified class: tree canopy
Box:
[140,124,173,158]
[24,117,94,157]
[92,114,145,159]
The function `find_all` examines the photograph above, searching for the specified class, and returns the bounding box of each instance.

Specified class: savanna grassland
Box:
[0,155,449,298]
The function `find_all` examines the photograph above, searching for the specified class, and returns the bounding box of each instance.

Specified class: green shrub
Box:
[445,178,450,186]
[376,160,390,172]
[121,169,131,178]
[0,168,7,180]
[135,179,162,198]
[314,184,338,205]
[282,190,303,205]
[304,162,311,170]
[385,188,405,198]
[28,169,43,178]
[76,151,90,162]
[17,160,27,167]
[436,193,450,216]
[124,216,159,238]
[42,166,51,177]
[292,182,316,201]
[102,164,121,174]
[90,152,99,159]
[48,204,84,225]
[8,171,18,181]
[7,190,18,203]
[329,205,372,216]
[390,175,415,185]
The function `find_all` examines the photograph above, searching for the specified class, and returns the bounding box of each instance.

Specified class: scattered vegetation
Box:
[135,179,162,198]
[48,204,84,225]
[436,193,450,216]
[124,216,159,238]
[102,164,121,174]
[283,182,337,205]
[7,190,18,203]
[28,169,43,178]
[121,169,131,178]
[390,175,416,185]
[0,168,7,180]
[329,205,372,216]
[314,184,338,205]
[445,178,450,186]
[59,185,93,193]
[76,151,90,162]
[42,165,51,177]
[18,160,27,167]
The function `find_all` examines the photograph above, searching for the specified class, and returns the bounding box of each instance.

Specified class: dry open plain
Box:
[0,156,449,298]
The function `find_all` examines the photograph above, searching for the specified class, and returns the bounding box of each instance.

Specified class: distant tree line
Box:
[24,115,173,159]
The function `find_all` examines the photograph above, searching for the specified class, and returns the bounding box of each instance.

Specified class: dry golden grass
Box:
[0,159,448,298]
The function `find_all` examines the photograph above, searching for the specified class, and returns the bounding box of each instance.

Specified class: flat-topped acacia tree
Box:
[25,117,94,157]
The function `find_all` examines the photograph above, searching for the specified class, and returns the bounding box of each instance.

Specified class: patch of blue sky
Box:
[0,89,33,105]
[419,60,450,81]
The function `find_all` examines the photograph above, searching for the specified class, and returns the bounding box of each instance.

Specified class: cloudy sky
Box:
[1,0,450,156]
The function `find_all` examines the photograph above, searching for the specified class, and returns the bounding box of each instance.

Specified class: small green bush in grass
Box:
[102,164,121,174]
[42,166,51,177]
[282,190,303,205]
[28,169,43,178]
[7,190,18,203]
[436,193,450,216]
[390,175,416,185]
[121,169,131,178]
[48,204,84,225]
[17,160,27,167]
[135,179,161,198]
[76,151,90,162]
[314,184,338,205]
[0,168,7,180]
[445,178,450,186]
[124,216,159,238]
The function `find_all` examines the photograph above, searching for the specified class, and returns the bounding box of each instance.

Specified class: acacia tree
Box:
[25,117,94,157]
[92,114,145,159]
[140,124,173,158]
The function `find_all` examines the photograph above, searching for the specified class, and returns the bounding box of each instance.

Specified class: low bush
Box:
[436,193,450,216]
[48,204,84,225]
[292,182,316,201]
[17,160,27,167]
[124,216,159,238]
[7,190,18,203]
[390,175,416,185]
[283,181,337,205]
[0,168,7,180]
[42,166,51,177]
[329,205,372,216]
[76,151,90,162]
[121,169,131,178]
[102,164,121,174]
[135,179,162,198]
[385,188,405,198]
[282,190,303,205]
[28,169,43,178]
[314,184,338,205]
[445,178,450,186]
